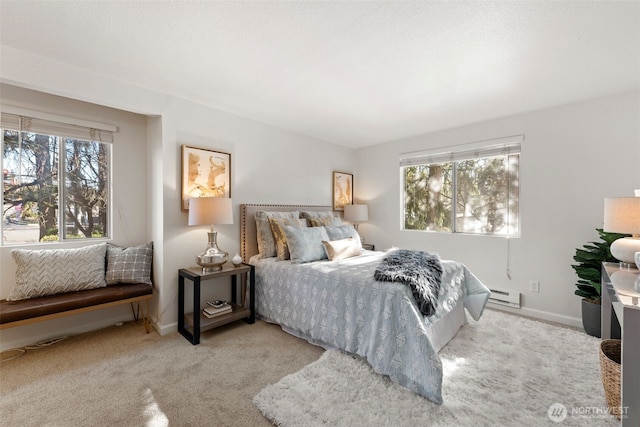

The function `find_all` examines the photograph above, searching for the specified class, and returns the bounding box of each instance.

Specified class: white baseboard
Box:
[486,302,583,329]
[156,321,178,336]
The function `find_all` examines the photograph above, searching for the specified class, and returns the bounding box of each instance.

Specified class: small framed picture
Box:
[333,171,353,211]
[181,145,231,210]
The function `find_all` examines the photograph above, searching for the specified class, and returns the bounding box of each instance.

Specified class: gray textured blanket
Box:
[374,249,443,316]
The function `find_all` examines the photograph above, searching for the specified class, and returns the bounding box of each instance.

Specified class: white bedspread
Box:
[251,250,490,403]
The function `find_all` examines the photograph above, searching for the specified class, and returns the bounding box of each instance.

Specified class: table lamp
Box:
[603,197,640,267]
[344,204,368,242]
[188,197,233,272]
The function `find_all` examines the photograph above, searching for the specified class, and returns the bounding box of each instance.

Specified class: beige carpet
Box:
[0,320,323,426]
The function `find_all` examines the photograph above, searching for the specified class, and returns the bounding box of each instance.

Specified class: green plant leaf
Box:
[570,227,623,303]
[574,249,603,261]
[572,267,600,282]
[592,282,601,296]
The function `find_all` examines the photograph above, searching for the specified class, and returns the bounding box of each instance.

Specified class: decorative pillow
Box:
[269,217,306,260]
[255,211,300,258]
[324,225,362,248]
[300,210,334,219]
[300,211,342,227]
[106,242,153,285]
[7,243,107,301]
[322,237,362,261]
[307,217,342,227]
[284,226,330,263]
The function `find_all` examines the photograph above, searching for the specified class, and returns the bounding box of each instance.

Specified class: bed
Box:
[240,204,490,404]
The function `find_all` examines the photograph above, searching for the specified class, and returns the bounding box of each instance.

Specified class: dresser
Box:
[601,263,640,425]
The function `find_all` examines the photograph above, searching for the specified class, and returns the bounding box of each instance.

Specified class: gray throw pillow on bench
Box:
[105,242,153,285]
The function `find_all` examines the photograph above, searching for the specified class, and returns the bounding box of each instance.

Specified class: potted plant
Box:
[572,228,629,337]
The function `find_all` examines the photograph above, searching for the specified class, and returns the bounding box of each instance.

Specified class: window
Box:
[1,111,113,245]
[401,135,521,236]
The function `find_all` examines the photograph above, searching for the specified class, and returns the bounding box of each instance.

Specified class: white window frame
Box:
[1,108,115,246]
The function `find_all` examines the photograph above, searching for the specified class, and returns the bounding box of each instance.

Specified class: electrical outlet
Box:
[529,280,540,293]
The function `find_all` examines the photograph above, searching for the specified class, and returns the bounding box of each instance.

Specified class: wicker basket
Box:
[599,339,621,420]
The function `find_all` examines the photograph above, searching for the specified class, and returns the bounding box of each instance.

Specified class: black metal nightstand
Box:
[178,263,255,345]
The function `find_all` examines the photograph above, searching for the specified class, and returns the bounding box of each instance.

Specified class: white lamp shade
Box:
[604,197,640,265]
[188,197,233,226]
[603,197,640,235]
[344,204,369,223]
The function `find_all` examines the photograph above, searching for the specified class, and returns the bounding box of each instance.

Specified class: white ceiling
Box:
[1,1,639,148]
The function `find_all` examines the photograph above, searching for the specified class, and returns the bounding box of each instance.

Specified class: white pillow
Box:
[324,225,362,248]
[322,237,362,261]
[7,243,107,301]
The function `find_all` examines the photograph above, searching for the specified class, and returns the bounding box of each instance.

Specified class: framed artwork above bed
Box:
[333,171,353,211]
[181,145,231,211]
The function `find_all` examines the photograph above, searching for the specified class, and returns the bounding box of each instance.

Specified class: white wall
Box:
[156,97,354,335]
[354,91,640,327]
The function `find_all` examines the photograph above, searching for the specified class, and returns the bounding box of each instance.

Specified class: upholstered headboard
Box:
[240,204,335,262]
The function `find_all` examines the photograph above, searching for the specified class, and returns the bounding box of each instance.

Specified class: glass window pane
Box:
[63,139,108,239]
[2,131,59,244]
[403,163,453,232]
[506,153,520,235]
[455,155,519,235]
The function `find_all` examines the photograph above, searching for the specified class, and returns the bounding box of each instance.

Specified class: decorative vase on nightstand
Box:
[231,253,243,267]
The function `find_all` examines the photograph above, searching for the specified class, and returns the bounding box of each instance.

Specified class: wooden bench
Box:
[0,283,152,332]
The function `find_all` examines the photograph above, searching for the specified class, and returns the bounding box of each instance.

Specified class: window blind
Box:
[399,135,523,167]
[1,112,115,143]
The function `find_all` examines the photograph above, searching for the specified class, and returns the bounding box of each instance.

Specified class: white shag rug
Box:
[254,309,618,427]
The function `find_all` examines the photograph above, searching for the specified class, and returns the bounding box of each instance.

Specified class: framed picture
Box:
[181,145,231,210]
[332,171,353,211]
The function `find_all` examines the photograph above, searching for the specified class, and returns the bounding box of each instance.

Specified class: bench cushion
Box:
[0,283,152,324]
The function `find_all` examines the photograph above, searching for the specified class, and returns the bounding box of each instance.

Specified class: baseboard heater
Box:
[488,288,521,308]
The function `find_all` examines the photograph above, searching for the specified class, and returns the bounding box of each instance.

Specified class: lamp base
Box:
[196,231,228,272]
[353,223,365,244]
[610,237,640,267]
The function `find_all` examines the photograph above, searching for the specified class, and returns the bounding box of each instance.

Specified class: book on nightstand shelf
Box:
[203,304,232,318]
